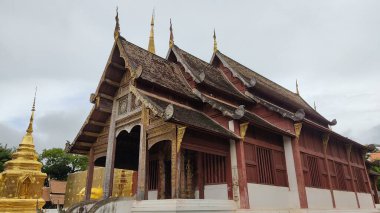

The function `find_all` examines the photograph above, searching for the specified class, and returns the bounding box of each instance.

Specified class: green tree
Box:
[40,148,88,180]
[0,144,14,172]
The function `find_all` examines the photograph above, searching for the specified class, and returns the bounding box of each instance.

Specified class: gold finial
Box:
[148,9,156,54]
[296,79,300,95]
[169,19,174,48]
[213,29,218,53]
[114,7,120,39]
[26,87,37,134]
[314,101,317,111]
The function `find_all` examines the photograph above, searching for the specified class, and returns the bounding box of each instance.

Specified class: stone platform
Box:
[66,199,380,213]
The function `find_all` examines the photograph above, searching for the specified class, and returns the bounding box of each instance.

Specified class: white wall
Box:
[248,183,299,209]
[195,189,199,199]
[148,190,157,200]
[357,192,374,209]
[306,187,333,209]
[204,184,228,200]
[333,190,358,209]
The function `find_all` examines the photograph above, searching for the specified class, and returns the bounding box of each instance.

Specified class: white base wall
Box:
[148,190,157,200]
[195,189,199,199]
[306,187,333,209]
[204,184,228,200]
[333,190,358,209]
[248,183,299,209]
[358,192,374,209]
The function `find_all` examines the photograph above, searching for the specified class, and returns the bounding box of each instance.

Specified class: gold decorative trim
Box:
[177,126,186,153]
[294,122,303,142]
[239,122,249,140]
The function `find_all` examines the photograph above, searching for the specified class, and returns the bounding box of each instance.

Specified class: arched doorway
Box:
[148,140,172,199]
[94,156,106,167]
[112,125,141,197]
[114,126,141,170]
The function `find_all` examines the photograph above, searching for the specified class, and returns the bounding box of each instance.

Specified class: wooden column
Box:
[372,175,379,204]
[346,143,360,208]
[196,152,204,199]
[322,133,336,208]
[180,151,186,198]
[292,123,308,208]
[235,122,250,209]
[103,100,118,199]
[136,106,148,200]
[158,149,165,199]
[175,126,186,198]
[85,147,95,201]
[361,151,376,208]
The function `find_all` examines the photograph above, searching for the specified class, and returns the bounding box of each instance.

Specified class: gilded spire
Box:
[213,29,218,53]
[169,19,174,48]
[114,7,120,39]
[26,87,37,134]
[148,9,156,54]
[296,79,300,95]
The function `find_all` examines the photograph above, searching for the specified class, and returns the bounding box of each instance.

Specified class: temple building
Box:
[0,93,47,212]
[65,11,376,212]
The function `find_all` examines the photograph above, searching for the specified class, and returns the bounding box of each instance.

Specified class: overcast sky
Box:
[0,0,379,152]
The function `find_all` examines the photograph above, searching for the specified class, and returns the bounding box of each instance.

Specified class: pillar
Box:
[85,147,94,201]
[196,152,204,199]
[158,149,165,199]
[233,121,249,209]
[175,126,186,198]
[361,151,376,208]
[372,176,379,204]
[103,100,118,199]
[283,136,301,208]
[292,123,308,208]
[228,121,241,205]
[346,143,360,208]
[136,106,148,200]
[322,133,336,208]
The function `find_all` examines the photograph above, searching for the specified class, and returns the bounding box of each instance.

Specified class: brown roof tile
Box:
[50,180,67,194]
[138,92,238,139]
[215,51,330,124]
[120,39,197,100]
[172,46,248,100]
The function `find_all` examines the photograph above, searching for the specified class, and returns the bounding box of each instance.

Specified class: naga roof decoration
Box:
[170,45,249,100]
[67,15,364,154]
[212,50,335,125]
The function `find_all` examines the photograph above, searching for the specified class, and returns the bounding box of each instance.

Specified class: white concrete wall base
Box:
[248,183,299,209]
[358,192,375,209]
[333,190,358,209]
[84,199,237,213]
[305,187,333,209]
[132,199,237,213]
[204,184,228,200]
[237,209,379,213]
[148,190,158,200]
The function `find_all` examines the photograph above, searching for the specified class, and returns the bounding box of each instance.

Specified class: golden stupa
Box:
[0,93,47,212]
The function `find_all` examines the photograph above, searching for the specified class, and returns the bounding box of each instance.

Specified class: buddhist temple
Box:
[0,93,47,212]
[65,10,377,212]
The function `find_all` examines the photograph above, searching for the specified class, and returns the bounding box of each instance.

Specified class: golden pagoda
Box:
[0,92,47,212]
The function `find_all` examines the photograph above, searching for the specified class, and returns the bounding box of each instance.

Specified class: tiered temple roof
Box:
[67,16,363,155]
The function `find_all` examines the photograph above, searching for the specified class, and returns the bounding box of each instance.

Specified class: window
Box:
[203,153,226,184]
[306,155,322,188]
[354,167,369,193]
[245,143,288,187]
[335,162,348,191]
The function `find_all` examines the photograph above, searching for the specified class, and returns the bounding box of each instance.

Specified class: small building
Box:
[42,180,67,209]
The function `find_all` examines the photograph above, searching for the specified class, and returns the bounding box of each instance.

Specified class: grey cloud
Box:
[0,123,22,149]
[0,0,379,149]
